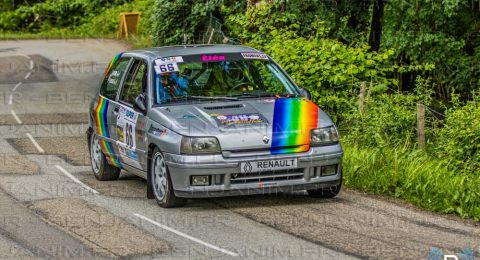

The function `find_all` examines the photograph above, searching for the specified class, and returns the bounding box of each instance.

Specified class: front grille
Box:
[230,168,304,184]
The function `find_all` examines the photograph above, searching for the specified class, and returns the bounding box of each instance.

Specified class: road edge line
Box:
[10,110,22,124]
[12,82,22,91]
[26,133,44,153]
[133,213,239,257]
[54,165,99,194]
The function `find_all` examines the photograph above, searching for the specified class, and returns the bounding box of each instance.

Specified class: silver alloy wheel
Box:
[153,152,167,200]
[90,134,101,174]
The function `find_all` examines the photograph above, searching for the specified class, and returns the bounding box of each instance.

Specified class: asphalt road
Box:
[0,40,478,260]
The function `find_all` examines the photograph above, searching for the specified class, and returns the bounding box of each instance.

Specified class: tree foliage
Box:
[381,0,480,94]
[150,0,245,46]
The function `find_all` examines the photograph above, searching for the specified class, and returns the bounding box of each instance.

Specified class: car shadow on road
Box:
[206,191,347,210]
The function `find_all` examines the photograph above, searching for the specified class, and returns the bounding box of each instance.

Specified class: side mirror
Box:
[134,93,147,114]
[299,88,311,100]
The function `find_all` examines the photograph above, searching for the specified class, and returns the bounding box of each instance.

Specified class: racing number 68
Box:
[125,122,134,147]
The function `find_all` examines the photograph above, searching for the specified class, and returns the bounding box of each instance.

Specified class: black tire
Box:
[307,180,342,198]
[150,147,187,208]
[89,133,120,181]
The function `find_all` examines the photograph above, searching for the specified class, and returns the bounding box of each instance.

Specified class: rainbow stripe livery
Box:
[271,98,319,154]
[94,96,122,167]
[104,52,124,79]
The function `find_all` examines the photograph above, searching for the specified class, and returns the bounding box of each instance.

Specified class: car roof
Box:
[125,44,263,59]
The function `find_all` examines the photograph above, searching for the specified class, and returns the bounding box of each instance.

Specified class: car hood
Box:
[149,98,334,152]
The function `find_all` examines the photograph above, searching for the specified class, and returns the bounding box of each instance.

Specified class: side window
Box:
[100,57,130,99]
[120,59,148,105]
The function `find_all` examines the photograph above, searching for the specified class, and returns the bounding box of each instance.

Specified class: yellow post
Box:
[118,12,141,39]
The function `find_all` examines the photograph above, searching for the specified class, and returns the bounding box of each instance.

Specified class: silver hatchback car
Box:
[87,45,343,207]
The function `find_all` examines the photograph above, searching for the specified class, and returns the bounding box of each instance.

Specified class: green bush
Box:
[433,96,480,173]
[342,93,418,147]
[343,143,480,219]
[342,77,435,147]
[0,0,109,31]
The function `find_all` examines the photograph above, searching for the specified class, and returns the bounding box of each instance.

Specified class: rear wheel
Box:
[150,148,186,208]
[307,181,342,198]
[90,133,120,181]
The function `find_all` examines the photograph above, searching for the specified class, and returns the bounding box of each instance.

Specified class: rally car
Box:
[87,44,343,207]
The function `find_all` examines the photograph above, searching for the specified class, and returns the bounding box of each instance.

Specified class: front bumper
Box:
[164,144,343,198]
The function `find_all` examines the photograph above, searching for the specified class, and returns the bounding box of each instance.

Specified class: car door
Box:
[115,58,149,170]
[96,56,131,166]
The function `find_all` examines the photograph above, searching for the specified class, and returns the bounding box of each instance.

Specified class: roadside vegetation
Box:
[1,0,479,219]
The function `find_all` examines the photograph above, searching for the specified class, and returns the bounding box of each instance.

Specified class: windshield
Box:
[153,53,298,104]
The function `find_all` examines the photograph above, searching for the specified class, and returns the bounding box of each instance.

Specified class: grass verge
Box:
[343,143,480,220]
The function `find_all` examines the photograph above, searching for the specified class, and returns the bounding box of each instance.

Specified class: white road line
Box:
[12,82,22,91]
[29,59,34,70]
[55,165,99,194]
[134,213,239,257]
[26,133,45,153]
[8,94,13,105]
[18,53,30,60]
[10,110,22,124]
[24,71,32,79]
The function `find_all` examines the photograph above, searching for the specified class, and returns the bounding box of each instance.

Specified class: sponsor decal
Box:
[154,56,183,74]
[118,145,142,169]
[116,106,138,149]
[154,56,184,65]
[241,52,269,60]
[271,98,318,154]
[94,96,121,167]
[107,70,121,85]
[202,55,226,62]
[159,129,167,137]
[212,113,266,126]
[103,52,124,79]
[126,149,139,161]
[150,127,167,137]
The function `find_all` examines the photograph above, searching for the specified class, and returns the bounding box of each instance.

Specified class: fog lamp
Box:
[321,165,337,176]
[191,175,210,186]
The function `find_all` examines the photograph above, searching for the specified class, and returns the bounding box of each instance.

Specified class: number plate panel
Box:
[240,159,298,173]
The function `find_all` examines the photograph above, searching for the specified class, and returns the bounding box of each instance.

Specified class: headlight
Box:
[311,126,339,146]
[181,137,221,154]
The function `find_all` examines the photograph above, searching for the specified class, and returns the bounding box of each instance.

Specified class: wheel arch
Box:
[146,143,157,199]
[86,127,94,152]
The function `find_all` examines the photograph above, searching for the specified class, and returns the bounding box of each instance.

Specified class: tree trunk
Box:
[368,0,384,52]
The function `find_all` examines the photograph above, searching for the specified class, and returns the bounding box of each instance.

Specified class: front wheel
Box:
[89,133,120,181]
[150,148,186,208]
[307,181,342,198]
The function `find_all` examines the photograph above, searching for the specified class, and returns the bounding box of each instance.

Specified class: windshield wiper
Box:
[229,93,275,98]
[278,93,301,98]
[229,93,301,99]
[175,95,239,102]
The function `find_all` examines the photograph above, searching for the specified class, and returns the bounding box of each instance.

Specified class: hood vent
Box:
[203,104,244,110]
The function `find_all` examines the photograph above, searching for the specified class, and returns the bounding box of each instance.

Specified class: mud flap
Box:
[147,155,154,199]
